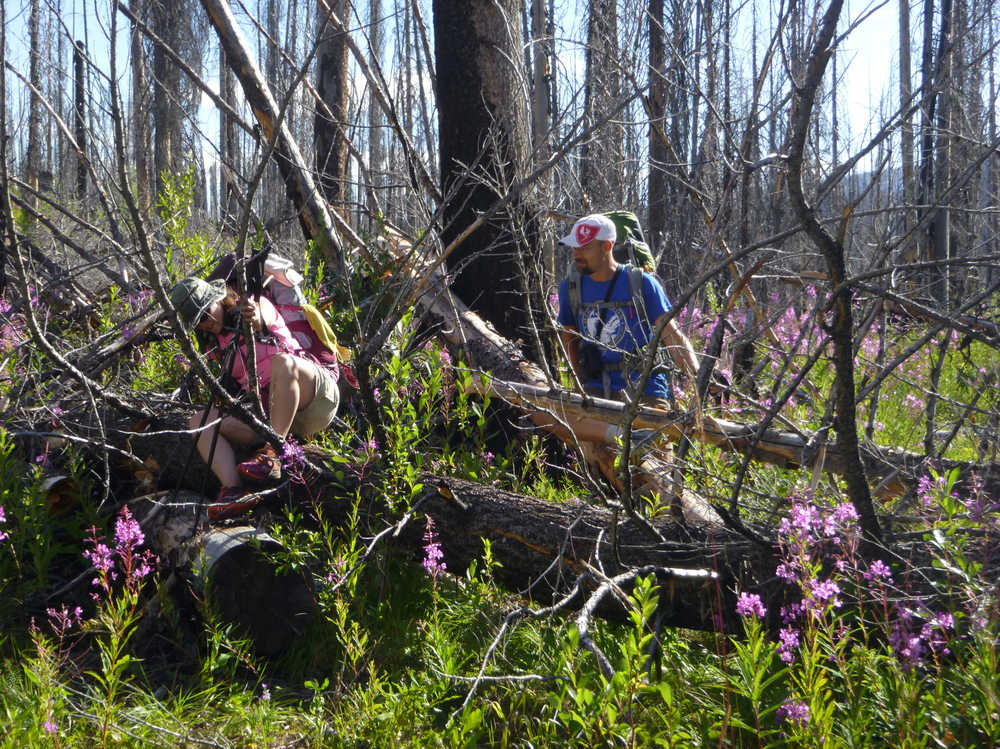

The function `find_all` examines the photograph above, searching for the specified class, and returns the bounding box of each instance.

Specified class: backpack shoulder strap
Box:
[626,264,646,318]
[566,268,583,325]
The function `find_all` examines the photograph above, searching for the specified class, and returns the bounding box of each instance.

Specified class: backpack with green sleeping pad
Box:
[604,209,655,272]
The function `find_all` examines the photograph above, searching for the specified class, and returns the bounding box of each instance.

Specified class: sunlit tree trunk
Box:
[930,0,954,304]
[26,0,42,205]
[150,0,185,199]
[786,0,881,547]
[129,0,151,216]
[530,0,554,283]
[581,0,623,208]
[648,0,668,257]
[219,47,239,226]
[899,0,916,265]
[918,0,937,276]
[366,0,384,231]
[315,0,352,214]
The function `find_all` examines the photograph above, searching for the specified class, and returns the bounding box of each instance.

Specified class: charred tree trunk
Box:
[129,0,151,217]
[315,0,352,213]
[150,0,184,199]
[219,47,239,227]
[73,42,87,200]
[647,0,668,259]
[26,0,43,206]
[581,0,623,206]
[784,0,881,548]
[432,0,540,351]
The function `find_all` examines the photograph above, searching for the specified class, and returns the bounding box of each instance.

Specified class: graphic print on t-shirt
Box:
[582,306,626,350]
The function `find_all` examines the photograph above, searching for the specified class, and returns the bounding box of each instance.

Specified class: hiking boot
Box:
[207,486,263,522]
[237,445,281,482]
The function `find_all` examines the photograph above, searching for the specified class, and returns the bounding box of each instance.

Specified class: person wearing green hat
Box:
[169,276,340,520]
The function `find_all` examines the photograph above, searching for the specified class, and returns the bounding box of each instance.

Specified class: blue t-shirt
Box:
[557,268,672,398]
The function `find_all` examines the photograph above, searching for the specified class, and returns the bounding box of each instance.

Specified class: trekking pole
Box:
[172,323,245,527]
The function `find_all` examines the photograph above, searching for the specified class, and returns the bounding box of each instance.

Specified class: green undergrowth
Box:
[2,214,1000,745]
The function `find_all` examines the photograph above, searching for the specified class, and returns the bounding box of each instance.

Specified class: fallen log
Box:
[121,415,753,633]
[120,411,1000,639]
[130,490,316,656]
[476,378,1000,499]
[393,244,1000,502]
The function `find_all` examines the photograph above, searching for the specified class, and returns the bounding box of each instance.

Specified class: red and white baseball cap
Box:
[559,214,617,248]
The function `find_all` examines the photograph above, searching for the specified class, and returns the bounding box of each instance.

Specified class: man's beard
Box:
[574,258,592,275]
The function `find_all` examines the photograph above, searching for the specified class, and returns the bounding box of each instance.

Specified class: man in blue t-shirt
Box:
[533,214,700,448]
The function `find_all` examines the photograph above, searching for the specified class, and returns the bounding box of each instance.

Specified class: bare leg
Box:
[528,411,610,444]
[267,354,317,438]
[189,408,258,488]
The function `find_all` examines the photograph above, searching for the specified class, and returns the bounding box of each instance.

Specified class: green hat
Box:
[169,277,227,329]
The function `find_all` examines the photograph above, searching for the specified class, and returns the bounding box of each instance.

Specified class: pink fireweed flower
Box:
[421,517,446,579]
[736,592,766,619]
[85,507,156,594]
[776,562,797,583]
[46,604,83,637]
[904,392,924,416]
[115,506,144,553]
[43,720,57,735]
[780,601,806,624]
[807,578,842,612]
[0,505,6,542]
[831,501,859,526]
[83,530,116,581]
[281,438,306,475]
[779,501,821,543]
[777,699,810,727]
[864,559,893,583]
[114,507,155,584]
[281,441,308,485]
[778,626,800,663]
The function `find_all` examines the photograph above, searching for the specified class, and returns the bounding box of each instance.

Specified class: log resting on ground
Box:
[379,231,1000,501]
[121,416,1000,636]
[129,490,316,656]
[126,416,756,632]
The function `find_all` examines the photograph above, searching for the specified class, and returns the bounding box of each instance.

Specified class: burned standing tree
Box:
[314,0,352,216]
[3,0,1000,664]
[432,0,541,350]
[784,0,880,545]
[581,0,623,208]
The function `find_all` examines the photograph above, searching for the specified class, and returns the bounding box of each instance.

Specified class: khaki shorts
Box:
[291,361,340,438]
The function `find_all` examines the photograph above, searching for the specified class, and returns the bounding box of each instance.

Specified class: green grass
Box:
[3,238,1000,745]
